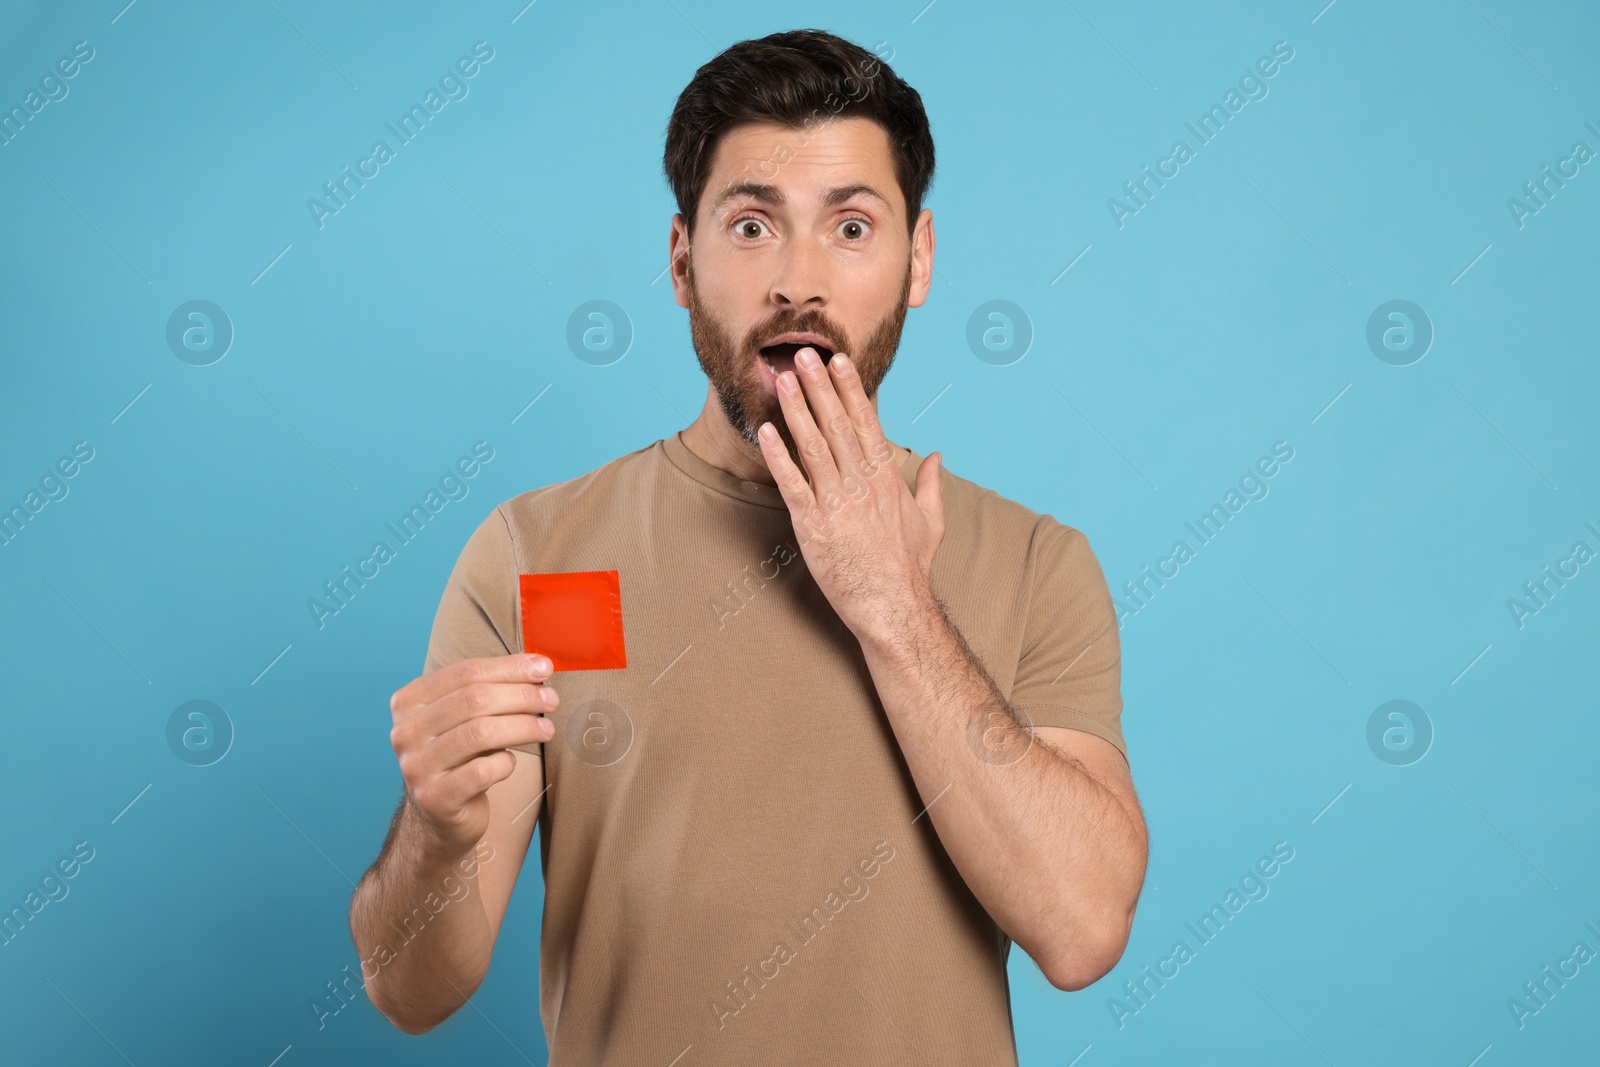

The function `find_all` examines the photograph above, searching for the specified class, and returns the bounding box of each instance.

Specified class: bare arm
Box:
[350,653,557,1033]
[857,591,1148,991]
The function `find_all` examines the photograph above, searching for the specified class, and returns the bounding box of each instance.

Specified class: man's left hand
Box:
[757,346,945,640]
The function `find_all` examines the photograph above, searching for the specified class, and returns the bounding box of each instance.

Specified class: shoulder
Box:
[487,439,662,547]
[498,438,660,517]
[930,454,1092,568]
[443,439,661,575]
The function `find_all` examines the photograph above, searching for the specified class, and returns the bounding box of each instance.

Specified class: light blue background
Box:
[2,0,1596,1063]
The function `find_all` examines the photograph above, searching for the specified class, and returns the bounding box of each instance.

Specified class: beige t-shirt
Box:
[423,430,1126,1065]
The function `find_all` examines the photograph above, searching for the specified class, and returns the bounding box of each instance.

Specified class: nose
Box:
[768,232,830,311]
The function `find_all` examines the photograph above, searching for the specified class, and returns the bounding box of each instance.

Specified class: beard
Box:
[685,259,913,456]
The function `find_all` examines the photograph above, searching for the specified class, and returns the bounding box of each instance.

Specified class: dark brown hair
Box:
[663,29,935,240]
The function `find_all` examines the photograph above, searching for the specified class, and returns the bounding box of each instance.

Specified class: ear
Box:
[908,208,935,309]
[669,214,692,310]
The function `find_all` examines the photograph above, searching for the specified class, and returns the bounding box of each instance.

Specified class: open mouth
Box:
[759,340,835,379]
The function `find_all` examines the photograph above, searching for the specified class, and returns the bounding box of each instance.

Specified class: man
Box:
[350,28,1147,1064]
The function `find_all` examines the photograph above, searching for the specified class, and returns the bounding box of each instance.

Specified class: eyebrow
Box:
[708,181,892,217]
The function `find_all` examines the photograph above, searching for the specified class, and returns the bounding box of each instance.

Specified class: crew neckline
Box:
[661,429,921,510]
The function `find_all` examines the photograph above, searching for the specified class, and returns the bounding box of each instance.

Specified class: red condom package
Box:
[519,570,627,671]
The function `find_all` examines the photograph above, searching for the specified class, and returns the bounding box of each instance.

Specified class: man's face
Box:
[671,116,932,454]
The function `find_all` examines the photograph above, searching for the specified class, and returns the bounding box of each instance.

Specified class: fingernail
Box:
[798,347,819,368]
[541,686,558,707]
[833,354,852,374]
[530,654,552,674]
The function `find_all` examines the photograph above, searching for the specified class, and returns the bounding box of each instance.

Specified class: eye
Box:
[732,215,770,240]
[839,217,871,241]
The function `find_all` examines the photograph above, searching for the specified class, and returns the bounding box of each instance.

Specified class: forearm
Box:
[857,590,1144,987]
[349,802,495,1033]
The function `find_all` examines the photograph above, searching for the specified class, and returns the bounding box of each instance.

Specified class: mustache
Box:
[748,323,846,353]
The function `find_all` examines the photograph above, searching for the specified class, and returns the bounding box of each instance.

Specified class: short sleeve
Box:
[422,504,542,759]
[1006,520,1127,765]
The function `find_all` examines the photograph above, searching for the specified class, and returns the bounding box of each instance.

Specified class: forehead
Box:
[702,116,902,215]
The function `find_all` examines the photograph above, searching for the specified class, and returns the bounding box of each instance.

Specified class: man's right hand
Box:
[387,652,559,856]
